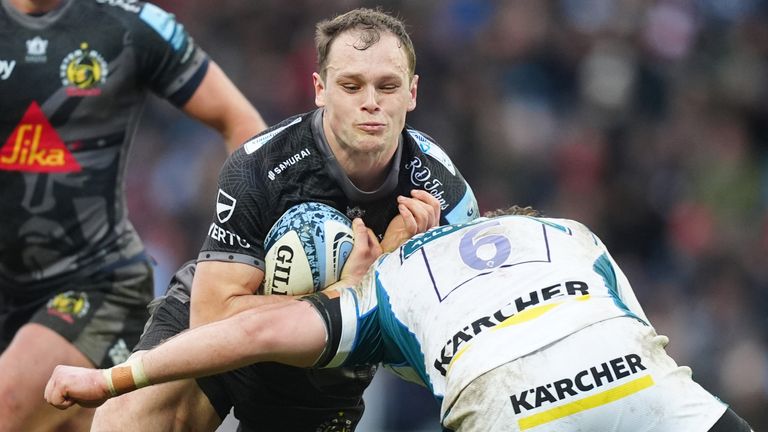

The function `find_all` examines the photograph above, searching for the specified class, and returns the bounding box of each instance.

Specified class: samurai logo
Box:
[216,189,237,223]
[59,42,108,95]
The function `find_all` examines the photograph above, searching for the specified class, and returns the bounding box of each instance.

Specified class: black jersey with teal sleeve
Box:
[0,0,209,296]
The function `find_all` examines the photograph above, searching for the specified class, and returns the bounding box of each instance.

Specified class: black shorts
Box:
[0,259,154,368]
[135,260,375,431]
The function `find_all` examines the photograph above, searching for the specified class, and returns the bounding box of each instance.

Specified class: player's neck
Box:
[323,121,398,192]
[9,0,63,14]
[332,144,396,192]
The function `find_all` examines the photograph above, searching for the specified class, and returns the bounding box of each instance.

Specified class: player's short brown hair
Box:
[483,206,543,218]
[315,7,416,80]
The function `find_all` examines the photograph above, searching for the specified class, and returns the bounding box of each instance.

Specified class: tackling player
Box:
[46,207,755,432]
[0,0,266,430]
[90,7,479,432]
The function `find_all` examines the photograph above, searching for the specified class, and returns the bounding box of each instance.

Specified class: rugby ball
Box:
[263,202,354,295]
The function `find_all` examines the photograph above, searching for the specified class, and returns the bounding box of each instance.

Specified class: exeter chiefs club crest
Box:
[216,189,237,223]
[46,291,90,324]
[59,42,108,96]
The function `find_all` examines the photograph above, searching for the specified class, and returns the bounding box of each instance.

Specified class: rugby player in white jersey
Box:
[45,206,754,431]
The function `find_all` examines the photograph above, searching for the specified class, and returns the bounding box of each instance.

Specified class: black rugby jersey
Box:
[199,108,479,270]
[0,0,209,295]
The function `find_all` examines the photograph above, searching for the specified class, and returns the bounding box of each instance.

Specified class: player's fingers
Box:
[366,227,383,256]
[410,189,441,223]
[352,218,371,250]
[398,196,433,233]
[397,203,418,235]
[44,367,64,407]
[406,191,439,229]
[352,218,382,258]
[55,397,76,410]
[45,384,72,410]
[44,371,54,400]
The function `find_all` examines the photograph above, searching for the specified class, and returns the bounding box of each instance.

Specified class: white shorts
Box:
[442,317,727,432]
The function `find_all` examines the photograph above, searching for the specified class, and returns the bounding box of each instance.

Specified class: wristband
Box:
[102,356,151,396]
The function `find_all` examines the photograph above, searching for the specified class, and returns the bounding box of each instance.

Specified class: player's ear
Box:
[313,72,326,107]
[407,74,418,112]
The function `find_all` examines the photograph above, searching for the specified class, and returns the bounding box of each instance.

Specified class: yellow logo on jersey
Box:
[46,291,91,324]
[59,42,108,95]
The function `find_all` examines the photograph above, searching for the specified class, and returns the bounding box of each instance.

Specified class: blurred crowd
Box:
[126,0,768,429]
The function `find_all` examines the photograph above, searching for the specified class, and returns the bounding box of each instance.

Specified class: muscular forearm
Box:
[145,312,272,381]
[124,302,323,389]
[44,301,326,410]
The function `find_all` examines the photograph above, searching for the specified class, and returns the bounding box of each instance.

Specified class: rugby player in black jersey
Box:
[0,0,266,430]
[92,7,479,432]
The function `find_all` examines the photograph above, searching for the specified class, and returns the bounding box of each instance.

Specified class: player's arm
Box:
[189,261,299,327]
[182,61,268,153]
[44,299,328,410]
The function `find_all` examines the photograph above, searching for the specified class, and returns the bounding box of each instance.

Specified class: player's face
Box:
[314,30,418,159]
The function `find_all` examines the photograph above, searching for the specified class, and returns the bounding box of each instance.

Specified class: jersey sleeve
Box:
[302,269,384,368]
[129,2,209,106]
[197,149,270,269]
[405,129,479,225]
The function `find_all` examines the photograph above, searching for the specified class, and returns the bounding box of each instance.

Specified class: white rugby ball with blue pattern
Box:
[264,202,354,295]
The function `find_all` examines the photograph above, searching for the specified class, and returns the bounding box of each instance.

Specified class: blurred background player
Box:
[0,0,266,430]
[45,205,755,431]
[91,7,479,432]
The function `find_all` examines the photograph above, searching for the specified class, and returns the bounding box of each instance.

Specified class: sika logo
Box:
[0,102,82,173]
[59,42,108,96]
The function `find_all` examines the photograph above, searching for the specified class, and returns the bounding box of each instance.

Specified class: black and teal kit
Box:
[136,108,479,431]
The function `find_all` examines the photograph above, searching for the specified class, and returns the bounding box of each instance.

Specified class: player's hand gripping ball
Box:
[263,202,354,295]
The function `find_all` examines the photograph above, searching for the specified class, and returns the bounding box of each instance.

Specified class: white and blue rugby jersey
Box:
[317,215,650,418]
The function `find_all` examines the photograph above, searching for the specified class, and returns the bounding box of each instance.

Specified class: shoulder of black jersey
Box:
[91,0,184,36]
[89,0,145,19]
[238,110,316,157]
[403,126,460,176]
[403,125,439,146]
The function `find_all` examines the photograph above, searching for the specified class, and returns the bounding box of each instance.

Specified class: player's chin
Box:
[352,136,391,154]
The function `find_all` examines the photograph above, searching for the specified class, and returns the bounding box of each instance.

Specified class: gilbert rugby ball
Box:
[263,202,354,295]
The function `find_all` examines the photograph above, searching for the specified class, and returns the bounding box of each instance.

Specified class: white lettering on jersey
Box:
[267,148,311,181]
[0,60,16,80]
[405,156,448,210]
[207,223,251,249]
[96,0,141,13]
[407,129,456,175]
[244,117,302,154]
